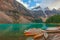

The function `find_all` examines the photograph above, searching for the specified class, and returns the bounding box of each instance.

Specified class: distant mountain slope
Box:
[31,6,46,18]
[0,0,33,23]
[31,6,60,18]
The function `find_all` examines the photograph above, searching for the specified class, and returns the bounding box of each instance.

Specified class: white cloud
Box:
[36,3,40,6]
[16,0,29,9]
[16,0,60,9]
[28,0,31,4]
[48,0,60,9]
[29,3,40,9]
[38,0,60,9]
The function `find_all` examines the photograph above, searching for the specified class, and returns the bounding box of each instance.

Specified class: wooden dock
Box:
[46,30,60,40]
[24,30,60,40]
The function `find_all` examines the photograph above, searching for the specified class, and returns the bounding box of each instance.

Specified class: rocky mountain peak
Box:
[32,6,42,11]
[44,7,50,10]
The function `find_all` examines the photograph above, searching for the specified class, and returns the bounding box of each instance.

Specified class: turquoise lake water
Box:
[0,23,59,40]
[0,23,59,36]
[0,23,59,31]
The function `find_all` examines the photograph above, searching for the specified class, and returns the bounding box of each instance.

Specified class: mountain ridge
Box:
[31,6,60,18]
[0,0,33,23]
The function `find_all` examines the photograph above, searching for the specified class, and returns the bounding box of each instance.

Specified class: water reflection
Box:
[0,23,58,35]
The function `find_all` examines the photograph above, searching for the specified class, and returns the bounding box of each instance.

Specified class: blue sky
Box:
[21,0,42,7]
[16,0,60,9]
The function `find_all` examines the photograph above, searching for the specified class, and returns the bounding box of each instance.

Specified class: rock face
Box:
[31,6,60,18]
[0,0,33,23]
[31,6,46,18]
[0,12,13,23]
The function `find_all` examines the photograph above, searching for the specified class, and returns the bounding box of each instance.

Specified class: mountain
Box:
[1,0,60,23]
[31,6,46,18]
[44,7,50,10]
[31,6,60,18]
[0,0,33,23]
[58,8,60,11]
[32,6,42,10]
